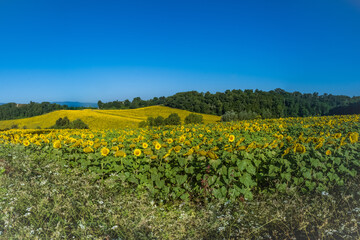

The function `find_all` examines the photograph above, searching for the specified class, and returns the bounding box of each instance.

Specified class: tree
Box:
[164,113,181,125]
[185,113,203,124]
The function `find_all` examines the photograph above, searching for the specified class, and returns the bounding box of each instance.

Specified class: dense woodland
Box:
[0,102,67,121]
[1,89,360,121]
[98,88,360,118]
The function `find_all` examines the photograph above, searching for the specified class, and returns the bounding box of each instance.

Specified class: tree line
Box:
[0,102,92,121]
[98,89,360,118]
[139,113,203,127]
[1,89,360,121]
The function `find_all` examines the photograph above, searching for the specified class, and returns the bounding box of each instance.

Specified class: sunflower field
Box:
[0,114,359,202]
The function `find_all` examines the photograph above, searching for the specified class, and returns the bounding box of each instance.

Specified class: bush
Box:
[221,110,238,122]
[139,113,181,127]
[50,117,89,129]
[185,113,203,124]
[221,110,259,122]
[164,113,181,125]
[71,119,89,129]
[154,116,165,126]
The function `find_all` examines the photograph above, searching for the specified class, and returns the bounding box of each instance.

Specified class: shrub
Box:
[50,117,89,129]
[71,119,89,129]
[221,110,238,122]
[185,113,203,124]
[164,113,181,125]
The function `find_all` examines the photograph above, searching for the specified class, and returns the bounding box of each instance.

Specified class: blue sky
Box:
[0,0,359,103]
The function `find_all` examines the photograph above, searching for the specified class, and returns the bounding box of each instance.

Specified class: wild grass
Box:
[0,145,359,239]
[0,105,221,130]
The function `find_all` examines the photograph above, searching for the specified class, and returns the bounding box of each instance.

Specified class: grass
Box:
[0,105,221,130]
[0,145,359,239]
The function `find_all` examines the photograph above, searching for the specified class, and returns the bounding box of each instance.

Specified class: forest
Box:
[1,89,360,121]
[98,88,360,118]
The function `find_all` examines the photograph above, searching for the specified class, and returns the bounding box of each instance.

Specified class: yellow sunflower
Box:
[134,149,142,157]
[23,140,30,147]
[83,147,94,153]
[101,147,110,156]
[155,143,161,150]
[229,135,235,142]
[53,140,61,149]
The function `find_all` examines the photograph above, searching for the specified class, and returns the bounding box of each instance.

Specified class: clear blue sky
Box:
[0,0,359,103]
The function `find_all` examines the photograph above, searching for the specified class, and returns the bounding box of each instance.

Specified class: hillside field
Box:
[0,105,220,130]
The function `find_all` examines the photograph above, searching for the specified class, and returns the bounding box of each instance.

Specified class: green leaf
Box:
[237,159,247,172]
[175,174,187,185]
[239,173,256,188]
[209,159,221,170]
[246,162,256,175]
[208,175,217,186]
[178,158,186,167]
[155,179,165,189]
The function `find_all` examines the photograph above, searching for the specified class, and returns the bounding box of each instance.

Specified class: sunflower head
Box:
[84,147,94,153]
[53,140,61,149]
[325,150,331,156]
[294,144,306,154]
[155,143,161,150]
[349,132,359,144]
[134,149,142,157]
[23,140,30,147]
[115,150,126,157]
[142,142,148,149]
[101,147,110,156]
[173,145,182,153]
[229,135,235,142]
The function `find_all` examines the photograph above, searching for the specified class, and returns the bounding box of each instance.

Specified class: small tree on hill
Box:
[185,113,203,124]
[71,119,89,129]
[164,113,181,125]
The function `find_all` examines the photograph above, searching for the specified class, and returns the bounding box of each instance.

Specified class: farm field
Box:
[0,105,221,130]
[0,114,359,239]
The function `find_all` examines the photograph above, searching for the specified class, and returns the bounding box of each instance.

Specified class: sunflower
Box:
[325,150,331,156]
[101,147,110,156]
[167,138,173,144]
[111,146,119,151]
[83,147,94,153]
[349,132,359,144]
[53,140,61,149]
[134,149,142,157]
[334,133,342,139]
[115,150,126,157]
[229,135,235,142]
[173,145,182,153]
[142,142,148,149]
[155,143,161,150]
[293,144,306,154]
[23,140,30,147]
[179,136,186,142]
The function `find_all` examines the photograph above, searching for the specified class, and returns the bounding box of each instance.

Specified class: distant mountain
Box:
[53,102,98,108]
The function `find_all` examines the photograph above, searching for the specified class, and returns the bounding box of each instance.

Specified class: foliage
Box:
[184,113,203,124]
[139,113,182,127]
[221,110,260,122]
[50,117,89,129]
[328,101,360,115]
[98,89,360,118]
[0,102,67,121]
[1,114,359,204]
[1,145,359,239]
[164,113,181,125]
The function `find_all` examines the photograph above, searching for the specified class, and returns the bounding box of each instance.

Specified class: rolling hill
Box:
[0,106,220,130]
